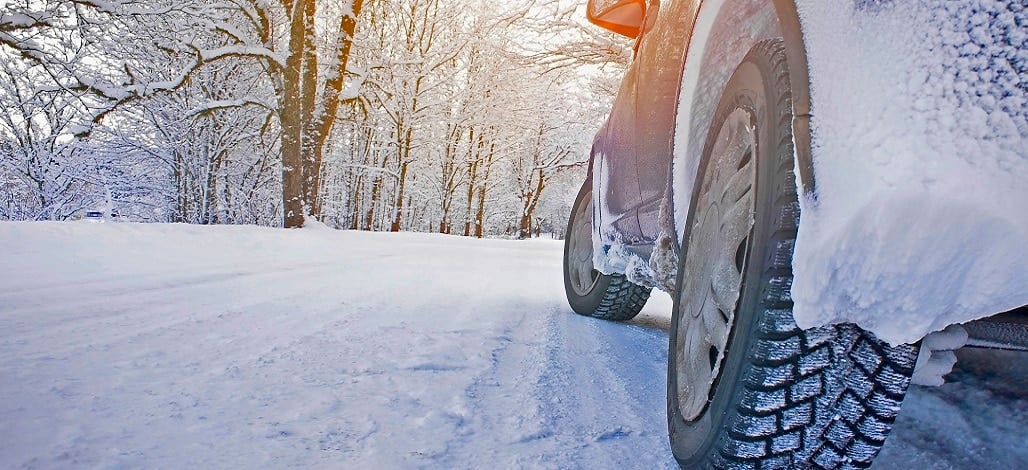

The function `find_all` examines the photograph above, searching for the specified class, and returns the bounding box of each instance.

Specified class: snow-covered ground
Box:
[1,222,1024,468]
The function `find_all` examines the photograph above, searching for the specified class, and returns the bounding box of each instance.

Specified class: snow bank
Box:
[792,0,1027,344]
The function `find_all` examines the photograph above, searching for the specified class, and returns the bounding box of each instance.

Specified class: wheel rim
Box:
[676,109,757,421]
[568,192,600,296]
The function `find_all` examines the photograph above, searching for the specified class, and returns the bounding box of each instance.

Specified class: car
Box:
[562,0,1027,468]
[81,209,120,222]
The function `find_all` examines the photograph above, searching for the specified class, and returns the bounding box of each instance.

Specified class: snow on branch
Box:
[200,45,287,70]
[187,98,275,117]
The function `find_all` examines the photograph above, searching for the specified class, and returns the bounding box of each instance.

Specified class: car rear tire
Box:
[563,179,651,321]
[667,39,920,469]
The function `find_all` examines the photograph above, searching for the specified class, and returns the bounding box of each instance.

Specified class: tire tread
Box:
[687,40,919,469]
[590,273,651,321]
[563,181,652,322]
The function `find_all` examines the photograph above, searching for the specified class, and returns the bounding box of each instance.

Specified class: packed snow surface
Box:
[792,0,1027,344]
[0,222,1024,467]
[0,222,676,468]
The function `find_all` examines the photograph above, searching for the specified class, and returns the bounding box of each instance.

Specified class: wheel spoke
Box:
[702,293,730,353]
[722,153,753,205]
[711,188,753,309]
[680,322,712,411]
[720,190,753,257]
[710,267,740,314]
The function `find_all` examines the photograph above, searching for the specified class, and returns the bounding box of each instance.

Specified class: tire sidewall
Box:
[668,45,792,466]
[564,180,614,314]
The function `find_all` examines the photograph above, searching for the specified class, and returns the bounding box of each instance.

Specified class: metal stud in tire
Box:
[667,39,920,469]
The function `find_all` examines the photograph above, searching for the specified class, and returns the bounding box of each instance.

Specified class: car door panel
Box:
[593,38,644,242]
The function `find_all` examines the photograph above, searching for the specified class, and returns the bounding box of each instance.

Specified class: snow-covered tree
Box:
[1,0,625,238]
[0,0,367,227]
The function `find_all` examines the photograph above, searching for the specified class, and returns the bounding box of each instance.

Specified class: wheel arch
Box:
[668,0,815,246]
[771,0,814,199]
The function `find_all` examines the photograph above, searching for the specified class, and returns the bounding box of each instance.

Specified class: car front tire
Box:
[667,39,920,469]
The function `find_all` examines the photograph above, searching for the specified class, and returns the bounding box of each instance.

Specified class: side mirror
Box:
[586,0,646,39]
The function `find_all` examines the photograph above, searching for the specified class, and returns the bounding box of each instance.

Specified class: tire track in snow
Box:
[443,299,677,468]
[0,261,341,343]
[0,264,397,468]
[524,307,676,468]
[433,304,553,467]
[0,259,365,356]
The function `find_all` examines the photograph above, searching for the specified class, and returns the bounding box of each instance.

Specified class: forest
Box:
[0,0,630,238]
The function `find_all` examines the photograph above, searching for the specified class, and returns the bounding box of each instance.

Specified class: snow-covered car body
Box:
[588,0,1027,345]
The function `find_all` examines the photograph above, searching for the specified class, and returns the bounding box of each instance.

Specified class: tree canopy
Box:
[1,0,630,237]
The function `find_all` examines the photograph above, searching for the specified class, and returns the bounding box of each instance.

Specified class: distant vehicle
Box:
[562,1,1026,468]
[81,209,120,222]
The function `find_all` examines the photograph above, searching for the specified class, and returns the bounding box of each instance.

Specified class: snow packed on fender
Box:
[791,0,1027,345]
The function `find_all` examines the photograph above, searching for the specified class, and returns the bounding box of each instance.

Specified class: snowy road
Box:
[1,222,1024,468]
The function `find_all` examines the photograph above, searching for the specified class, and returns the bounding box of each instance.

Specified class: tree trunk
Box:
[518,213,533,240]
[365,176,380,231]
[174,150,187,223]
[463,158,478,237]
[299,0,319,221]
[518,168,546,239]
[474,142,496,238]
[307,0,365,220]
[203,148,221,224]
[390,158,409,232]
[350,172,365,230]
[282,0,365,228]
[280,0,308,228]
